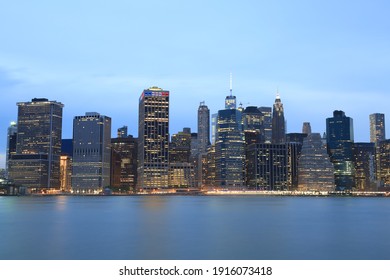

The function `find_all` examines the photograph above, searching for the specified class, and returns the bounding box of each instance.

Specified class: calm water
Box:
[0,195,390,260]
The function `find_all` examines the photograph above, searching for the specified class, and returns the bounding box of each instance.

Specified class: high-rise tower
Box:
[370,113,385,145]
[272,93,286,144]
[8,98,64,189]
[225,73,236,109]
[138,86,169,189]
[197,101,210,154]
[71,112,111,193]
[326,110,355,191]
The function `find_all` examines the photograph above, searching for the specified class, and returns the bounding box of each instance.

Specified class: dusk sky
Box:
[1,0,390,168]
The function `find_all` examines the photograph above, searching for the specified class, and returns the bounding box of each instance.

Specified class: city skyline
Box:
[1,0,390,168]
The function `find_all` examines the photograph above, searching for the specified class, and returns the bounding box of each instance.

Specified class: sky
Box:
[1,0,390,168]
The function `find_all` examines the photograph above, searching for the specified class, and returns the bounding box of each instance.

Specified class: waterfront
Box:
[1,196,390,260]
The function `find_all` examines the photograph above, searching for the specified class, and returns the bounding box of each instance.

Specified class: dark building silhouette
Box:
[111,135,138,191]
[353,142,376,191]
[272,94,286,144]
[5,122,17,179]
[326,110,355,191]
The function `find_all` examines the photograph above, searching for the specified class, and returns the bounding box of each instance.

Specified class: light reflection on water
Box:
[0,196,390,260]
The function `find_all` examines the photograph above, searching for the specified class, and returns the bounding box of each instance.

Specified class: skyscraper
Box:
[138,86,169,189]
[72,112,111,193]
[353,142,376,191]
[111,135,138,192]
[242,106,263,145]
[197,102,210,154]
[5,122,17,179]
[298,133,334,191]
[216,108,245,188]
[8,98,64,190]
[326,110,355,191]
[225,73,236,109]
[258,107,272,143]
[117,125,128,138]
[272,94,286,144]
[369,113,385,145]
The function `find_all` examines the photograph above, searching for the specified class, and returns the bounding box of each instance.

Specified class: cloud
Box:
[0,68,23,88]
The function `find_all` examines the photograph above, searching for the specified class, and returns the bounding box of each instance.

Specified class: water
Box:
[0,195,390,260]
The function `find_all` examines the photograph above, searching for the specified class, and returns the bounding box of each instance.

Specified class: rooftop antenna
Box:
[230,72,233,97]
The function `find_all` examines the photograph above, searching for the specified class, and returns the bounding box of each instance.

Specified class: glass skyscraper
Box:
[138,87,169,189]
[216,108,245,188]
[326,110,355,191]
[369,113,385,145]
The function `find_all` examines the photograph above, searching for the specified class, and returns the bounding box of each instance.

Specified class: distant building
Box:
[60,155,72,192]
[258,107,272,143]
[117,126,128,138]
[9,98,64,190]
[111,135,138,191]
[246,143,296,190]
[5,122,17,179]
[326,110,355,191]
[170,129,191,163]
[272,94,286,144]
[138,87,169,189]
[72,112,111,193]
[216,108,245,188]
[197,102,210,154]
[353,142,376,191]
[302,122,312,135]
[370,113,385,145]
[211,113,218,145]
[378,139,390,188]
[242,106,263,145]
[298,133,334,191]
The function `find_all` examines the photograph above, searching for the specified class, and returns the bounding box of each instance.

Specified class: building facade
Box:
[326,110,355,191]
[72,112,111,193]
[353,142,376,191]
[111,135,138,192]
[5,122,17,179]
[8,98,63,190]
[298,133,334,191]
[138,87,169,189]
[370,113,385,145]
[216,109,245,188]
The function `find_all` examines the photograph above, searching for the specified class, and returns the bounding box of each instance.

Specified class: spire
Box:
[230,72,233,97]
[276,88,280,100]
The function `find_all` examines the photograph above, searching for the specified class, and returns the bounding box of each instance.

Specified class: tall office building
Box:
[138,87,169,189]
[272,94,286,144]
[8,98,63,190]
[197,102,210,154]
[111,135,138,191]
[5,122,17,179]
[353,142,376,191]
[72,112,111,193]
[170,128,191,163]
[370,113,385,145]
[298,133,334,191]
[326,110,355,191]
[216,108,245,188]
[242,106,263,145]
[378,139,390,189]
[259,107,272,143]
[246,143,291,190]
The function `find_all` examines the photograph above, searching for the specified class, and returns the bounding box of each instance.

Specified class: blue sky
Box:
[1,0,390,168]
